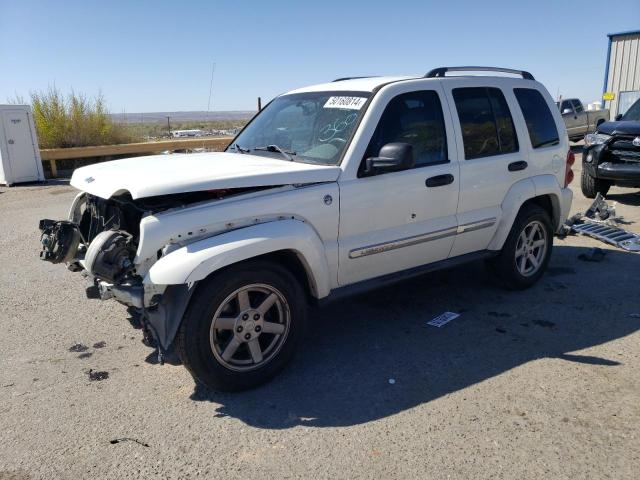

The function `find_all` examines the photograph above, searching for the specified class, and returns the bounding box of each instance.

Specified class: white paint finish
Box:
[337,164,459,285]
[64,73,573,301]
[336,80,459,285]
[146,219,332,298]
[70,151,341,199]
[287,76,416,95]
[438,77,568,257]
[0,105,44,185]
[135,183,340,283]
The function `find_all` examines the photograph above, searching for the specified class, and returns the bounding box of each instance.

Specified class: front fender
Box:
[144,219,331,298]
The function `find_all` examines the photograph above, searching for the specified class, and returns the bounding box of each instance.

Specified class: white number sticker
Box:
[323,96,367,110]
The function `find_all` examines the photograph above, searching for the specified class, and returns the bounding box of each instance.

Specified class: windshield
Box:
[227,91,371,165]
[621,98,640,121]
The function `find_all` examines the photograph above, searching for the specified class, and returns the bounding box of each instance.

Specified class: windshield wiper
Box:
[253,144,296,161]
[232,143,250,153]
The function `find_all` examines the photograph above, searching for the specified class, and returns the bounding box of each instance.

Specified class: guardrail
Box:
[40,137,233,177]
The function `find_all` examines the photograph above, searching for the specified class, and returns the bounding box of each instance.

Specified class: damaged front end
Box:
[39,192,146,307]
[38,186,273,359]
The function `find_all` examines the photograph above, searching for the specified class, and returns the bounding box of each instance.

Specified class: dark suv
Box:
[582,98,640,198]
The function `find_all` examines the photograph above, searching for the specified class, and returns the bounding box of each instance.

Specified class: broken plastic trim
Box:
[564,193,640,252]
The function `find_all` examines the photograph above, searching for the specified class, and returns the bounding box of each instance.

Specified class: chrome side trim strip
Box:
[457,217,497,234]
[348,217,497,259]
[349,226,458,259]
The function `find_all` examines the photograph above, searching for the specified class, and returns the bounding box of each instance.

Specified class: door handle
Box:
[425,174,454,187]
[508,161,528,172]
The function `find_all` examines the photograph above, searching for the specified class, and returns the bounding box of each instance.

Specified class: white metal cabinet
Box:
[0,105,44,186]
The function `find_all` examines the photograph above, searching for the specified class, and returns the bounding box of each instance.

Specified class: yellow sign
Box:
[603,92,615,101]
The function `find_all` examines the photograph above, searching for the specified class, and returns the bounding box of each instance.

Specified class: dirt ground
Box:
[1,153,639,479]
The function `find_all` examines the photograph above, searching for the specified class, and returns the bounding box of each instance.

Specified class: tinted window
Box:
[514,88,560,149]
[571,99,584,113]
[560,100,573,113]
[452,87,518,159]
[365,90,447,168]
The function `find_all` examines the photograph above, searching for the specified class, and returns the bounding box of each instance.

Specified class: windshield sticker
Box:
[323,96,367,110]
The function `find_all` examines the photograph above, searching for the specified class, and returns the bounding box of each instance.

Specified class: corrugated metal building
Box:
[602,30,640,118]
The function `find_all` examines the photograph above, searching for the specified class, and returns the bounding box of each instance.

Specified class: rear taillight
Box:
[564,150,575,187]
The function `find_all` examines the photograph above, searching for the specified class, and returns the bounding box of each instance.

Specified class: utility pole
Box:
[257,97,262,111]
[166,116,171,138]
[207,62,216,122]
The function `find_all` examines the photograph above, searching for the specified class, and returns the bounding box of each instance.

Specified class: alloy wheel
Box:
[209,284,290,372]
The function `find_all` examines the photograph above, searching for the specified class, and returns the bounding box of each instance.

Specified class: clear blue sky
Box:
[1,0,638,113]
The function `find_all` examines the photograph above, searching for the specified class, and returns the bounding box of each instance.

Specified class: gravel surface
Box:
[0,156,639,479]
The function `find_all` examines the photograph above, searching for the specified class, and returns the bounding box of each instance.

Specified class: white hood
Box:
[70,152,341,199]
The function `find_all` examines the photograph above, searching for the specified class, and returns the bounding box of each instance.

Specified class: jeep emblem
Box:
[633,137,640,147]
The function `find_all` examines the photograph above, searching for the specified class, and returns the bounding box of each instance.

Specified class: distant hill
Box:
[110,110,256,124]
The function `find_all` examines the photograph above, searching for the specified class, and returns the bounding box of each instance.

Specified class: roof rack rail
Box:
[425,66,535,80]
[332,76,377,82]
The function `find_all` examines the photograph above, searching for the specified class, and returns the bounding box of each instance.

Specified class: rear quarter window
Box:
[514,88,560,149]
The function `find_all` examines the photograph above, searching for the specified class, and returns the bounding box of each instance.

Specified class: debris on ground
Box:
[495,327,507,334]
[426,312,460,327]
[92,341,106,349]
[68,343,89,353]
[629,313,640,319]
[77,352,93,359]
[578,247,607,262]
[563,194,640,252]
[110,437,150,447]
[388,378,396,385]
[87,369,109,381]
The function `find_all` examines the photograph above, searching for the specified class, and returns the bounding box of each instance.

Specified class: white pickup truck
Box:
[39,67,573,391]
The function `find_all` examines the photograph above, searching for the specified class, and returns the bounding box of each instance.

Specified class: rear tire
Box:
[176,260,307,392]
[488,203,553,290]
[581,169,610,198]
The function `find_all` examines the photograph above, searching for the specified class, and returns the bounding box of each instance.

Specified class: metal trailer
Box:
[0,104,44,186]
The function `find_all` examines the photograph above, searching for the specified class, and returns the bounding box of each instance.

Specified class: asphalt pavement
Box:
[0,155,639,479]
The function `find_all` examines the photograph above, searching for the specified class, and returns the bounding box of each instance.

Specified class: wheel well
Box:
[213,250,315,303]
[523,195,558,228]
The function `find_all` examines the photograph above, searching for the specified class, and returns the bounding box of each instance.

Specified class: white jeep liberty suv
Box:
[39,67,574,391]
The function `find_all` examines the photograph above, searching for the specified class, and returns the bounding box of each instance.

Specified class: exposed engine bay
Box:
[39,187,264,287]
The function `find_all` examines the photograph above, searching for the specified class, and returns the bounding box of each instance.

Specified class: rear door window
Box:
[452,87,518,160]
[514,88,560,149]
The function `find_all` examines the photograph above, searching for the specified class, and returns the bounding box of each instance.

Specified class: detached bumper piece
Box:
[565,193,640,252]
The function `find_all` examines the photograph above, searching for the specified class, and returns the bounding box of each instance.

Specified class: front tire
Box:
[176,260,307,392]
[489,204,553,290]
[581,169,610,198]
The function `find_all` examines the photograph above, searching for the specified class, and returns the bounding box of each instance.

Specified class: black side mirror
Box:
[615,114,623,121]
[363,143,414,176]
